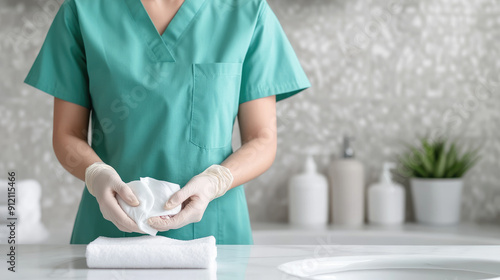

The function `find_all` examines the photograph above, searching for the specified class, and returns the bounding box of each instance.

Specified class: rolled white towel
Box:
[0,179,42,223]
[0,205,10,221]
[0,222,49,244]
[0,179,42,203]
[18,222,50,244]
[0,179,48,244]
[0,205,40,225]
[86,235,217,269]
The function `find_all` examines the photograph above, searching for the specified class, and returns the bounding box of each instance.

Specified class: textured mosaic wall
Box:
[1,0,499,239]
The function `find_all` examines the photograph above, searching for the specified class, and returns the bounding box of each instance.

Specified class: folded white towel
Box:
[85,235,217,269]
[117,177,182,236]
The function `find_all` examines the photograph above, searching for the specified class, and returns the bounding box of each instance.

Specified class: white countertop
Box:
[3,222,500,279]
[251,221,500,239]
[251,222,500,245]
[2,244,500,279]
[37,221,500,245]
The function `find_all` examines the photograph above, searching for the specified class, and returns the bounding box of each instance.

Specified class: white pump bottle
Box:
[288,155,329,227]
[367,162,406,225]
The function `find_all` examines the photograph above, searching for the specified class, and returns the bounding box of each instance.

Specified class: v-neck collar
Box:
[125,0,206,62]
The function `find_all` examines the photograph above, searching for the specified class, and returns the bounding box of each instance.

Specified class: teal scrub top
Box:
[24,0,310,245]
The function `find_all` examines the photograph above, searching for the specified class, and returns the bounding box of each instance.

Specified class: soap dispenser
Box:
[288,155,329,227]
[327,136,365,226]
[367,162,405,225]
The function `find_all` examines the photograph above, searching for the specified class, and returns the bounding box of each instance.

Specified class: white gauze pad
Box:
[117,177,181,236]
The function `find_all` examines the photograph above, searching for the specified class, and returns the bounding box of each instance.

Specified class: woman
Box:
[24,0,310,244]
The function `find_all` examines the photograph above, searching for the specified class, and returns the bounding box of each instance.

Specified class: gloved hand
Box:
[85,162,145,233]
[147,164,233,231]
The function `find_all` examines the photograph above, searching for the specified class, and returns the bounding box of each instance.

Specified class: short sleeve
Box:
[239,1,311,104]
[23,0,91,109]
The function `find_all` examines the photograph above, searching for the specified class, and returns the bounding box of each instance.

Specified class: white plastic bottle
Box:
[368,162,406,225]
[288,155,329,227]
[328,136,365,225]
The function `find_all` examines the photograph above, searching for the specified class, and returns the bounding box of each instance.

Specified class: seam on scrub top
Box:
[249,79,307,93]
[25,77,57,100]
[164,44,176,61]
[257,0,270,22]
[64,0,78,19]
[122,0,162,62]
[239,0,269,70]
[29,77,90,110]
[189,64,196,148]
[170,0,210,50]
[241,80,310,103]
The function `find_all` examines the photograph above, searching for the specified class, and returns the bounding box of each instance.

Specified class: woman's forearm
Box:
[52,97,101,183]
[52,133,102,182]
[222,95,278,189]
[221,137,277,188]
[221,127,277,189]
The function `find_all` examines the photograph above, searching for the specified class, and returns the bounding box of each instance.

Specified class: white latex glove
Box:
[85,162,145,233]
[147,164,233,231]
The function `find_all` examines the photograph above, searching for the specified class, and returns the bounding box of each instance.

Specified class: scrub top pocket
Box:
[190,63,242,149]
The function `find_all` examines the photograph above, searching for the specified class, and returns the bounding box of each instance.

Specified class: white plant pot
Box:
[410,178,464,225]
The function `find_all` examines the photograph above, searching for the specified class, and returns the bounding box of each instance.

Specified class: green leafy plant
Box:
[399,137,480,178]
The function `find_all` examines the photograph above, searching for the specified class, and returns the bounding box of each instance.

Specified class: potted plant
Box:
[399,137,479,225]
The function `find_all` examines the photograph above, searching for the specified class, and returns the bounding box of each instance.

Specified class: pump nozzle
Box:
[304,155,317,173]
[342,136,355,158]
[381,162,396,184]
